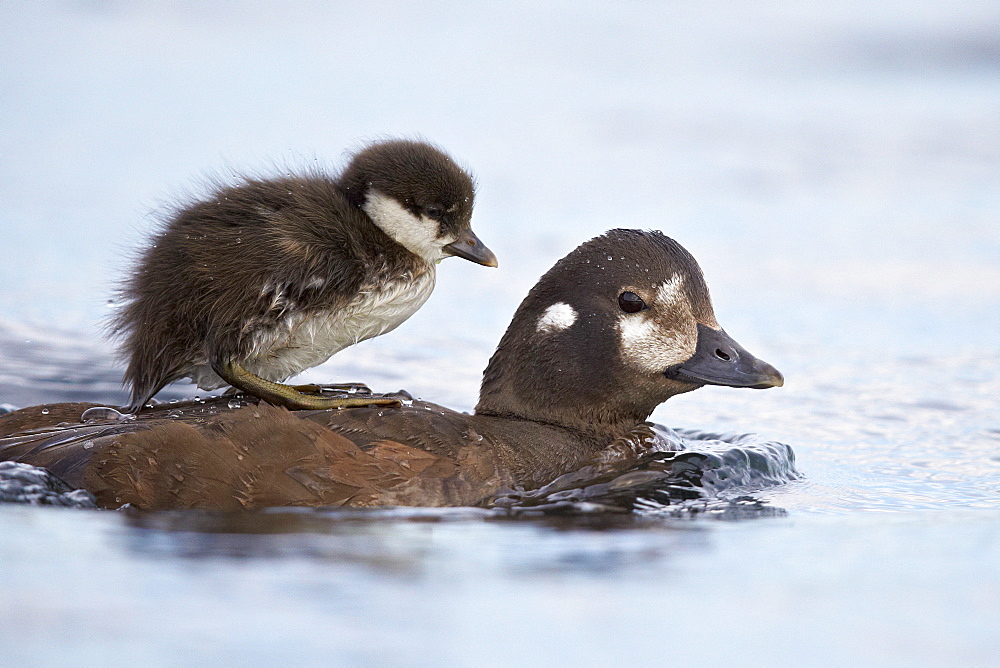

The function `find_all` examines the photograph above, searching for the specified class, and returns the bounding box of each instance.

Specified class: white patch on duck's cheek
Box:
[536,302,577,333]
[618,274,698,374]
[617,315,697,374]
[362,191,454,263]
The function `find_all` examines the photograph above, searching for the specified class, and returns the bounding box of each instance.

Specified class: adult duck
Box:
[0,229,782,510]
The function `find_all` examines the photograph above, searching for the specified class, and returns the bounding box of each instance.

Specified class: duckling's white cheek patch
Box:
[363,191,449,263]
[536,302,577,334]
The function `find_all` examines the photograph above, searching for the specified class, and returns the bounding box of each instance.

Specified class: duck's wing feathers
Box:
[0,397,512,510]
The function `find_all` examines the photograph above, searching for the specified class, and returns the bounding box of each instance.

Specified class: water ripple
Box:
[492,427,798,518]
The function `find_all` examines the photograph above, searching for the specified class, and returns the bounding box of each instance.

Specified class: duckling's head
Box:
[476,229,782,434]
[340,139,496,267]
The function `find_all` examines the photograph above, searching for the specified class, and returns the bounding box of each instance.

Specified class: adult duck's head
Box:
[476,229,783,434]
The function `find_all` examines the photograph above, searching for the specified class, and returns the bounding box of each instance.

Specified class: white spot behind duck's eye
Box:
[656,274,685,306]
[537,302,577,333]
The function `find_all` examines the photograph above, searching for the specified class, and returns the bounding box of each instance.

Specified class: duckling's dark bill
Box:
[444,229,498,267]
[664,323,784,389]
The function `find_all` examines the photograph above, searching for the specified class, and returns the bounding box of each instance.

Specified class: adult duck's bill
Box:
[444,229,498,267]
[665,323,784,389]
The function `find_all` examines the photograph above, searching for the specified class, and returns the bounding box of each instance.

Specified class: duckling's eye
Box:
[618,291,646,313]
[424,205,443,219]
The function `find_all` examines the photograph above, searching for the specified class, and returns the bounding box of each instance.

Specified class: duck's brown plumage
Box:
[1,229,783,510]
[0,396,657,510]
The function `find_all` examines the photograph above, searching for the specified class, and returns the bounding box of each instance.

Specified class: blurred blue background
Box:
[3,1,997,360]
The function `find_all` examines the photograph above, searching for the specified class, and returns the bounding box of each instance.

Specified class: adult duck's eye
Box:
[424,205,442,219]
[618,291,646,313]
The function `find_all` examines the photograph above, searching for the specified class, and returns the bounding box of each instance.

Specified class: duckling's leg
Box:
[212,360,399,410]
[288,382,373,395]
[221,382,373,399]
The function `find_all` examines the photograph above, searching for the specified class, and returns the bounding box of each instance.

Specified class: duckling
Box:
[0,229,781,510]
[111,139,497,413]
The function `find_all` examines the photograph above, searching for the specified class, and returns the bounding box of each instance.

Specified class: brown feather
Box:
[0,399,522,510]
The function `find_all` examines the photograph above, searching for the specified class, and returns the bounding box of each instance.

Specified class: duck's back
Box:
[0,397,516,510]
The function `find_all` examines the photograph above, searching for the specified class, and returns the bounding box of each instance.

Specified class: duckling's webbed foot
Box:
[212,360,399,410]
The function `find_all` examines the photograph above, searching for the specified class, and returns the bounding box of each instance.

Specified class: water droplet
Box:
[82,441,95,450]
[40,408,49,415]
[607,256,613,261]
[81,407,125,423]
[228,399,242,410]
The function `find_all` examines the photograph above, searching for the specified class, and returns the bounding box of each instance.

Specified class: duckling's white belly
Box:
[187,269,436,390]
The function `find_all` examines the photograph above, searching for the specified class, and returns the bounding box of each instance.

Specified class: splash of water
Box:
[492,426,798,518]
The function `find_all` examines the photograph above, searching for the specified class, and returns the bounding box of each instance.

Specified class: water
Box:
[2,1,999,664]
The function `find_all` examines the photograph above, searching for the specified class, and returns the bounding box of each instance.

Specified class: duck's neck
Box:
[475,398,649,443]
[468,412,623,489]
[475,365,655,446]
